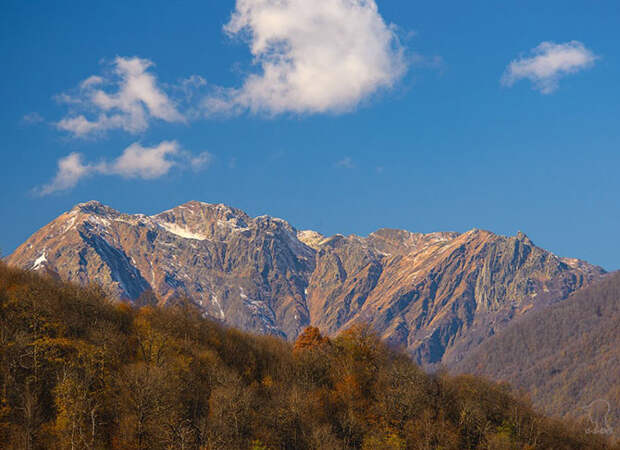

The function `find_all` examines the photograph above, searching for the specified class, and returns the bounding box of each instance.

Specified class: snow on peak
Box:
[156,221,208,241]
[297,230,325,249]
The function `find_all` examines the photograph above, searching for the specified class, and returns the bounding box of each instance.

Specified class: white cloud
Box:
[39,141,211,194]
[80,75,104,89]
[57,115,106,136]
[502,41,598,94]
[205,0,407,115]
[56,57,184,137]
[104,141,179,179]
[40,153,94,195]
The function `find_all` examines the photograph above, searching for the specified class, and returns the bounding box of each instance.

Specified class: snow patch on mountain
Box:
[211,295,225,319]
[32,252,47,270]
[156,222,208,241]
[216,218,249,231]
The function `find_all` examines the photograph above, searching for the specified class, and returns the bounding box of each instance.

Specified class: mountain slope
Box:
[8,201,314,339]
[302,227,604,366]
[7,200,605,366]
[454,270,620,438]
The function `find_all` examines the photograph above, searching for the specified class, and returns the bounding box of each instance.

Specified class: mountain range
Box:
[7,200,606,367]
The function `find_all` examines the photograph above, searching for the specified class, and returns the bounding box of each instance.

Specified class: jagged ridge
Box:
[7,200,605,366]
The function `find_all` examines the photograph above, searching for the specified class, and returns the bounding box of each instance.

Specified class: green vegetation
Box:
[0,262,614,449]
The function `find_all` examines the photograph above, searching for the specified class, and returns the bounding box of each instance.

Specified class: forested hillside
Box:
[0,262,614,449]
[456,271,620,440]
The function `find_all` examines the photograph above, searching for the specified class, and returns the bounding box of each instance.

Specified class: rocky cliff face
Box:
[7,201,605,366]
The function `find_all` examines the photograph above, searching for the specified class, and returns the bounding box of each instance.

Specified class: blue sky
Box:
[1,0,619,270]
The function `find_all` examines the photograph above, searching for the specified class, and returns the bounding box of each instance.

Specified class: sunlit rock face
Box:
[8,201,605,367]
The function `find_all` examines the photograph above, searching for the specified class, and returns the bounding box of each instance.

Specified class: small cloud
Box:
[21,112,45,125]
[335,157,355,169]
[171,75,209,121]
[80,75,104,89]
[177,75,207,100]
[57,115,104,137]
[56,57,185,138]
[228,157,237,169]
[203,0,408,116]
[188,152,212,171]
[38,141,211,195]
[501,41,598,94]
[40,153,94,195]
[105,141,180,179]
[376,166,385,174]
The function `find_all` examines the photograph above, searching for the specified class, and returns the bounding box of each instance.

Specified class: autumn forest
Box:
[0,263,616,449]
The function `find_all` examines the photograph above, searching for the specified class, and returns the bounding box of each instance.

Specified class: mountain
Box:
[454,270,620,439]
[7,200,605,367]
[7,200,314,340]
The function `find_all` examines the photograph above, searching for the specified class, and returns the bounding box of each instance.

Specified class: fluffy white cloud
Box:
[40,141,211,194]
[105,142,179,179]
[205,0,407,115]
[56,57,184,137]
[502,41,597,94]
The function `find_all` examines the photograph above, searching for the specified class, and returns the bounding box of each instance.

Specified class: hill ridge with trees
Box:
[0,262,615,449]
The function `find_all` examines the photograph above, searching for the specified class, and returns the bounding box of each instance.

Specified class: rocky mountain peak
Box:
[155,201,250,223]
[150,201,253,241]
[515,230,534,245]
[462,227,490,237]
[297,230,326,250]
[7,200,606,367]
[71,200,120,217]
[366,228,459,255]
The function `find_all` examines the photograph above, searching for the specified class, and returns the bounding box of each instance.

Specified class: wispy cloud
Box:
[56,57,185,138]
[39,141,210,195]
[411,53,445,73]
[204,0,407,116]
[40,153,94,194]
[335,157,355,169]
[502,41,598,94]
[21,112,45,125]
